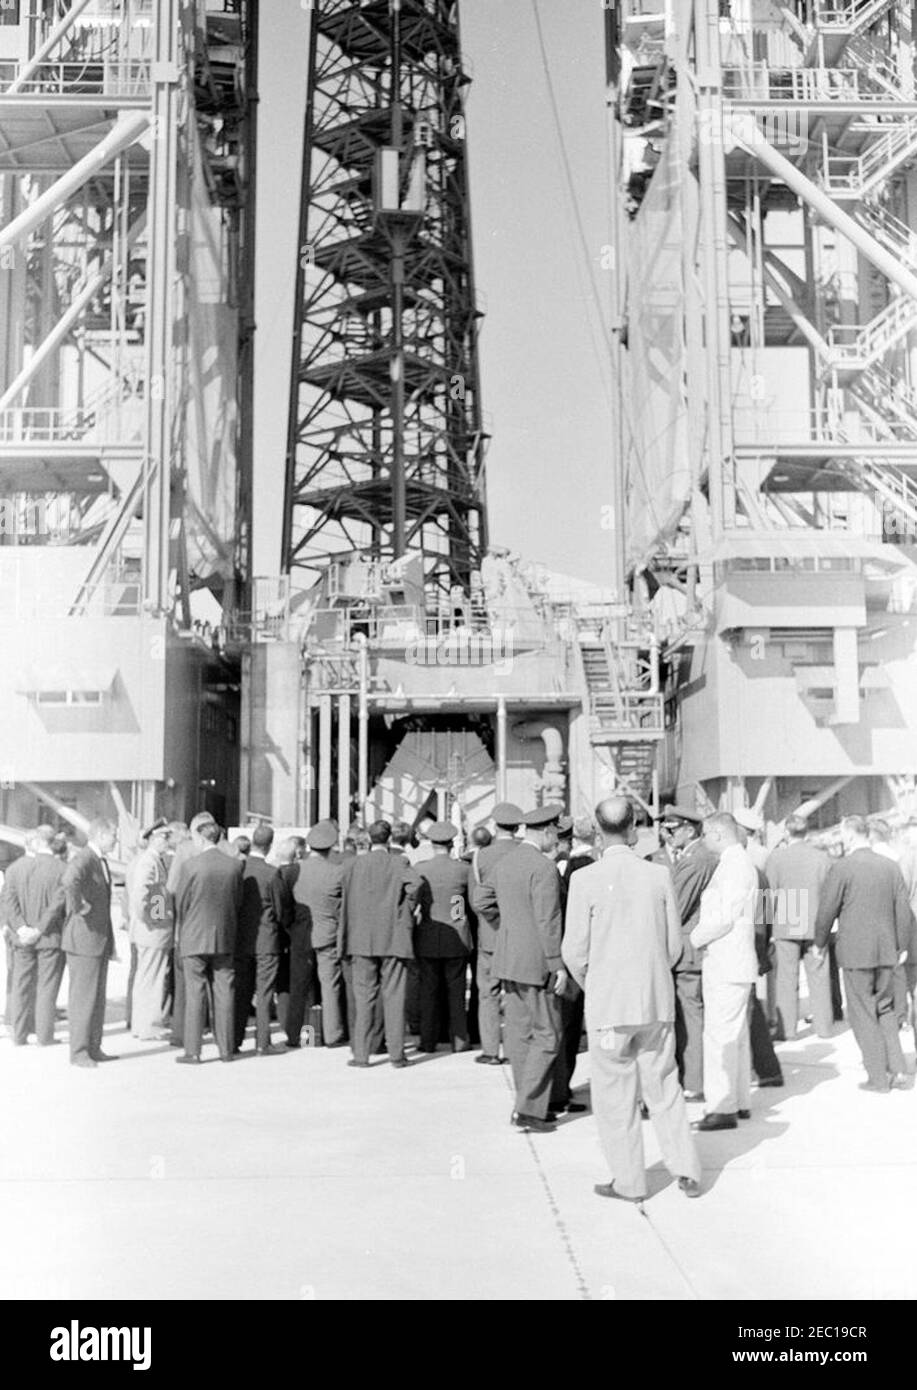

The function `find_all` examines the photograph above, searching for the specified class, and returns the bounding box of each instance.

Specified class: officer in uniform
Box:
[470,802,523,1064]
[663,805,718,1101]
[415,822,472,1053]
[295,820,347,1047]
[476,805,566,1132]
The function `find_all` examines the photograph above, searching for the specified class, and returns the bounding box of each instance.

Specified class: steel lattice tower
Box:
[282,0,488,597]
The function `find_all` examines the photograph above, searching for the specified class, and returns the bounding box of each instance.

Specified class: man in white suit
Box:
[691,812,759,1132]
[563,796,701,1202]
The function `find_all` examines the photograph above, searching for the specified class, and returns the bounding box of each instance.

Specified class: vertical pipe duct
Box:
[318,693,332,821]
[337,693,352,831]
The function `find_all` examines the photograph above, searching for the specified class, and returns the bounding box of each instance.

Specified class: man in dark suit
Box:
[415,822,472,1054]
[550,815,595,1115]
[295,821,346,1046]
[815,814,913,1092]
[234,825,291,1055]
[62,818,118,1068]
[340,819,421,1067]
[766,815,833,1040]
[663,806,717,1101]
[476,805,566,1132]
[173,818,244,1064]
[1,826,66,1046]
[470,801,523,1065]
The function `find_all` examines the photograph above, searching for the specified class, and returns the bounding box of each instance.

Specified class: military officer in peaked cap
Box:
[470,801,524,1064]
[415,822,472,1054]
[295,819,348,1046]
[476,804,566,1132]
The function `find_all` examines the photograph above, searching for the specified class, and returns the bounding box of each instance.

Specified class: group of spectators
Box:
[3,794,915,1203]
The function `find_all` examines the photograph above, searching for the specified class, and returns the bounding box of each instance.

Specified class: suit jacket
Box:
[562,845,681,1030]
[294,853,344,950]
[236,854,289,956]
[341,847,421,959]
[62,846,114,958]
[690,843,759,985]
[476,841,564,987]
[470,836,521,952]
[0,853,66,950]
[670,837,718,973]
[814,847,914,968]
[174,846,244,958]
[128,845,174,950]
[765,839,830,942]
[416,856,471,957]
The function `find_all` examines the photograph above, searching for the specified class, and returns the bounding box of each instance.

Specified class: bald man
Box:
[563,797,700,1201]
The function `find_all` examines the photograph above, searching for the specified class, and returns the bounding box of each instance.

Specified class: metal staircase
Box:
[578,615,663,814]
[821,115,917,199]
[827,293,917,373]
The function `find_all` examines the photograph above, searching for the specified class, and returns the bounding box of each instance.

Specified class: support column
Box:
[337,694,351,832]
[318,694,332,822]
[496,696,507,801]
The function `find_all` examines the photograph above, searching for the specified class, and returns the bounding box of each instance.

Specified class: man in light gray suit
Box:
[563,796,701,1201]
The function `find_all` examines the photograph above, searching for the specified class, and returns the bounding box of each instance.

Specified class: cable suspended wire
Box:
[531,0,671,548]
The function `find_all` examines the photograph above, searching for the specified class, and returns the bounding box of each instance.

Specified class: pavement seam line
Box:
[500,1067,591,1301]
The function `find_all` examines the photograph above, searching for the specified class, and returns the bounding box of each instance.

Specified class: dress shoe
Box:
[737,1109,751,1120]
[175,1055,201,1066]
[859,1079,890,1093]
[38,1039,61,1047]
[390,1056,411,1068]
[256,1044,287,1056]
[92,1052,119,1062]
[325,1040,348,1049]
[594,1182,645,1203]
[219,1054,236,1063]
[677,1176,701,1198]
[347,1059,370,1068]
[511,1112,555,1133]
[683,1090,704,1103]
[452,1039,471,1053]
[549,1101,588,1115]
[285,1041,301,1050]
[639,1101,650,1120]
[71,1056,97,1068]
[475,1054,504,1065]
[692,1112,737,1131]
[756,1075,784,1088]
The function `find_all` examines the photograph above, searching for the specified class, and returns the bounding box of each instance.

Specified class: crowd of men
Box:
[2,794,916,1202]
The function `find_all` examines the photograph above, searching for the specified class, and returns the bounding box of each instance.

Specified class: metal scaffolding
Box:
[282,0,488,600]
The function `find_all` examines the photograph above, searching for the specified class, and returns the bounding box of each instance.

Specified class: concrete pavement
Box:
[1,950,915,1300]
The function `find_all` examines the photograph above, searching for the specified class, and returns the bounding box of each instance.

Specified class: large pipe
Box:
[727,114,917,306]
[496,695,507,801]
[0,113,150,254]
[513,719,565,806]
[337,694,351,832]
[6,0,94,95]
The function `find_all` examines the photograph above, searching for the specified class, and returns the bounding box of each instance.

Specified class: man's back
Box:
[815,847,913,967]
[238,855,283,955]
[563,847,680,1030]
[62,848,113,955]
[294,854,344,949]
[416,856,471,956]
[342,849,419,959]
[765,839,829,940]
[487,842,563,986]
[471,837,520,951]
[175,849,243,958]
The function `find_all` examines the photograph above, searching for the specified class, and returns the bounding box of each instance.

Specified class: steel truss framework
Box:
[0,0,256,622]
[615,0,917,561]
[283,0,488,598]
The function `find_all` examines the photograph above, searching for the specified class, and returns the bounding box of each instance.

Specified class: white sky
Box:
[253,0,614,585]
